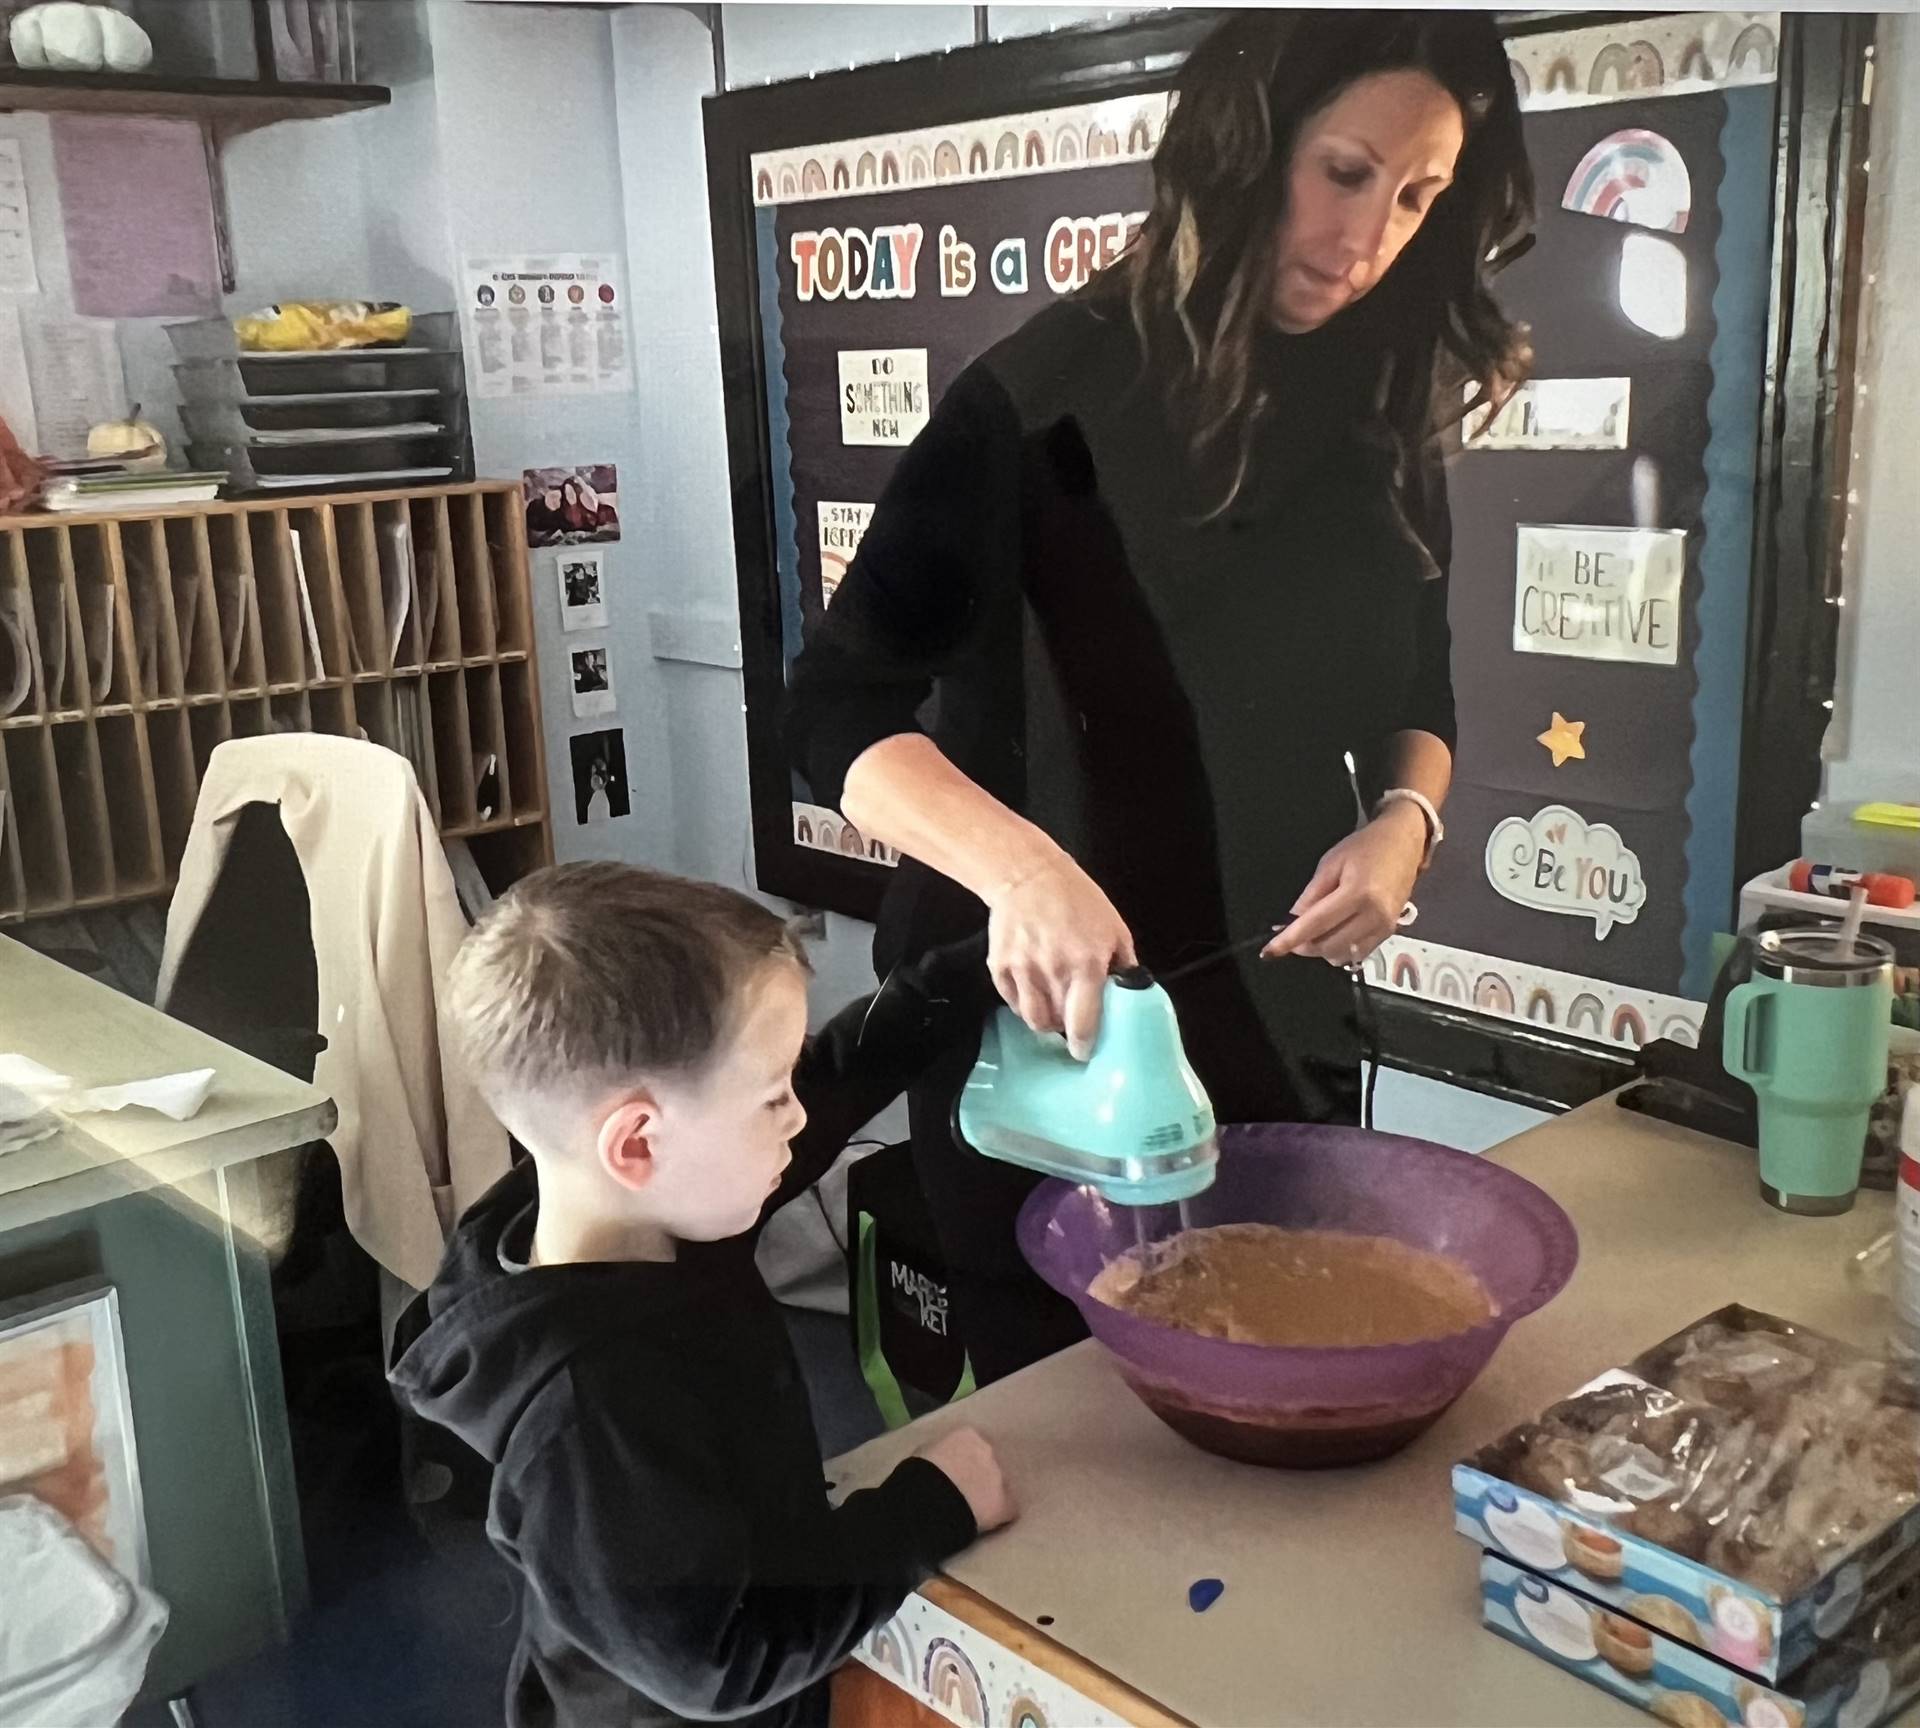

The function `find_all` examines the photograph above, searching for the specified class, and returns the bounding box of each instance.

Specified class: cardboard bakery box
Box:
[1454,1306,1920,1682]
[1480,1550,1920,1728]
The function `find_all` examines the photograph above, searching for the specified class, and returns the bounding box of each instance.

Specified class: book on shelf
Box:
[40,470,228,514]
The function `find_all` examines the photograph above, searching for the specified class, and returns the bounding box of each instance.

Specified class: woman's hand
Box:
[986,853,1135,1061]
[839,735,1133,1056]
[1263,802,1426,967]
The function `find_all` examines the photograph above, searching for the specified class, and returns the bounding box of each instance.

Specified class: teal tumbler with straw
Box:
[1722,927,1894,1215]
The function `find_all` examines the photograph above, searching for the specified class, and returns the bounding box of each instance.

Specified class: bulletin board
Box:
[705,11,1871,1110]
[754,138,1163,879]
[707,15,1186,902]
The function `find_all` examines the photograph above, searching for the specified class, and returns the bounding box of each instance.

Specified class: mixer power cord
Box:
[1349,961,1383,1132]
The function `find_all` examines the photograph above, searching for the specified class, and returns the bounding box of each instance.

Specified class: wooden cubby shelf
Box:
[0,481,554,926]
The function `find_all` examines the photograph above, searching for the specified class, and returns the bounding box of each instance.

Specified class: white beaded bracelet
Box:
[1377,787,1444,870]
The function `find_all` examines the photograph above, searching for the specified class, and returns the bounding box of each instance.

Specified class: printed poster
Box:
[837,349,929,447]
[23,316,124,460]
[1466,378,1632,451]
[0,139,38,294]
[554,548,607,633]
[50,116,220,319]
[1512,524,1686,667]
[570,727,631,825]
[816,501,874,606]
[569,645,615,719]
[460,254,633,399]
[0,304,35,452]
[524,464,621,548]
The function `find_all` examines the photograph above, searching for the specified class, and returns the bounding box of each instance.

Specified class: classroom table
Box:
[829,1096,1913,1728]
[0,932,336,1706]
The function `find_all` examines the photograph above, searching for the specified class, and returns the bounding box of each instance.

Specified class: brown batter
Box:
[1088,1222,1495,1348]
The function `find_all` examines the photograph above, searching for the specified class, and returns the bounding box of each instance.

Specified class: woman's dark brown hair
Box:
[1091,10,1535,511]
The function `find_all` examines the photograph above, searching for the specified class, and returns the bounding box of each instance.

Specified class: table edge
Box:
[919,1576,1197,1728]
[0,1098,339,1232]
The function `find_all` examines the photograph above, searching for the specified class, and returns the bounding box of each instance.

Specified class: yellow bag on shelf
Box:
[232,301,413,353]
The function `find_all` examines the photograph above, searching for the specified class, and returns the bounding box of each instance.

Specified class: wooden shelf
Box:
[0,68,390,132]
[0,482,553,927]
[0,480,503,535]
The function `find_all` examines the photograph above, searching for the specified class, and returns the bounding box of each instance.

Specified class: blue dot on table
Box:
[1188,1578,1225,1613]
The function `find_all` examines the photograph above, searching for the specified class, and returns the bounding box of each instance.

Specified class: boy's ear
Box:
[596,1095,658,1192]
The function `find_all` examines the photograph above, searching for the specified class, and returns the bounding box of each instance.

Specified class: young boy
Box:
[390,862,1013,1728]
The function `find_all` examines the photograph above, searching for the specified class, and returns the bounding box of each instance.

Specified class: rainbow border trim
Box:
[1507,11,1779,112]
[746,12,1781,210]
[792,800,899,868]
[854,1592,1133,1728]
[1373,935,1702,1053]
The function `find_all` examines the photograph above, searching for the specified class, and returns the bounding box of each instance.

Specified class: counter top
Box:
[0,934,336,1232]
[831,1097,1908,1728]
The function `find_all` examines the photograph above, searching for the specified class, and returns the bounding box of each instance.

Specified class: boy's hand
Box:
[918,1426,1016,1534]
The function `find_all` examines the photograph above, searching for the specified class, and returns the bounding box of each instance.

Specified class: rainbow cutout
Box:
[922,1638,987,1727]
[1563,128,1691,234]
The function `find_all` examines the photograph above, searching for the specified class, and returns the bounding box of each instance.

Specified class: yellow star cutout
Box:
[1537,712,1587,768]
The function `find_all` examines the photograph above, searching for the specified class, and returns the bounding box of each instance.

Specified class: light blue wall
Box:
[408,0,675,874]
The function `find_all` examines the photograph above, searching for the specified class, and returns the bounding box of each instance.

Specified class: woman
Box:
[788,12,1534,1380]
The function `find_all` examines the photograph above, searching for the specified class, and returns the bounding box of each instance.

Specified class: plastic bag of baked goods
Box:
[1489,1310,1920,1603]
[232,301,412,352]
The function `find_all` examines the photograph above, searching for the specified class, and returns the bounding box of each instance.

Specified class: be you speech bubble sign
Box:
[1485,805,1648,939]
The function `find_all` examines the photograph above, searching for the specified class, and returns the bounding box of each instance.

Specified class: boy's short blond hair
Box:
[446,862,809,1116]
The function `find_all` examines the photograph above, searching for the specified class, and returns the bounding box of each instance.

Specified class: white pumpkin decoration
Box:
[95,7,151,71]
[8,7,47,66]
[37,3,103,70]
[7,3,152,73]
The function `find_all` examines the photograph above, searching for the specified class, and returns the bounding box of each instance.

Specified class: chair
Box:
[158,734,508,1293]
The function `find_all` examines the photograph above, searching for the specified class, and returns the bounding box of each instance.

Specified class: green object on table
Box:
[1722,927,1894,1214]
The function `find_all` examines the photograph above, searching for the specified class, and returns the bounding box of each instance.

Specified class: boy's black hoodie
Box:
[389,943,996,1728]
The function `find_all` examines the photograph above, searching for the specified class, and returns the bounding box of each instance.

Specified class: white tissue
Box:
[0,1082,57,1158]
[0,1055,71,1097]
[74,1069,215,1122]
[0,1056,215,1122]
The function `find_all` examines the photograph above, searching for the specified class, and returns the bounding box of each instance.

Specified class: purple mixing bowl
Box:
[1017,1122,1579,1468]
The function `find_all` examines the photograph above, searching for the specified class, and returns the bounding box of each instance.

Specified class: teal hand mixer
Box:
[954,966,1219,1206]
